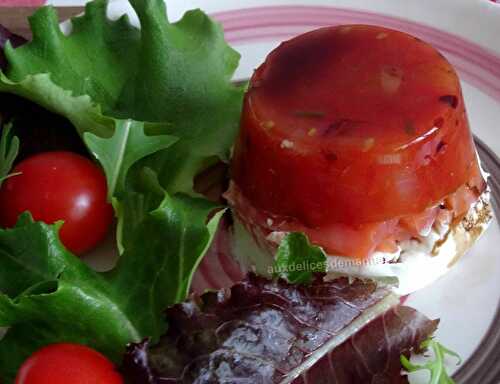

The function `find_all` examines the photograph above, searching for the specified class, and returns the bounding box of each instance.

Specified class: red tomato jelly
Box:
[230,25,485,258]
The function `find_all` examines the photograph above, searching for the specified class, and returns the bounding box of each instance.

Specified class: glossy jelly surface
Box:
[232,25,482,227]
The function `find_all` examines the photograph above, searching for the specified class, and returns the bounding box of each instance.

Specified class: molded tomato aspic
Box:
[230,25,486,258]
[15,343,123,384]
[0,151,113,255]
[232,25,484,228]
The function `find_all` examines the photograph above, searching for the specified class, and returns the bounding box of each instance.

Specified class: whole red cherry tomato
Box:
[15,343,123,384]
[0,151,113,255]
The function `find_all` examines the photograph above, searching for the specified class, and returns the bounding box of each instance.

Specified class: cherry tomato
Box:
[15,343,123,384]
[232,25,483,227]
[0,151,113,255]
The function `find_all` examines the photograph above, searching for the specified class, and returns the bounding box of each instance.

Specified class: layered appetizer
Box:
[227,25,493,294]
[0,2,494,382]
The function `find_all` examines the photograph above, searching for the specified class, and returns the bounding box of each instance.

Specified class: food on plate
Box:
[0,151,113,255]
[0,1,246,380]
[0,189,223,382]
[0,2,483,384]
[123,274,439,384]
[227,24,493,294]
[15,343,123,384]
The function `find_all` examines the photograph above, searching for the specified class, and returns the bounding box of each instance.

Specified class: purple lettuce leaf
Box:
[123,274,438,383]
[291,306,437,384]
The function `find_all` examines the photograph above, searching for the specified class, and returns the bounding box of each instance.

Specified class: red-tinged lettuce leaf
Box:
[292,306,438,384]
[122,274,435,383]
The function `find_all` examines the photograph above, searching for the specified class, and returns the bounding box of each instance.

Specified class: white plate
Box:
[80,1,500,382]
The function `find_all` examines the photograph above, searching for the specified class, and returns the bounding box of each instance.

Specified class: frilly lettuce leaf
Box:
[0,192,222,382]
[0,1,241,380]
[0,0,244,196]
[0,0,244,257]
[0,71,112,138]
[123,276,436,384]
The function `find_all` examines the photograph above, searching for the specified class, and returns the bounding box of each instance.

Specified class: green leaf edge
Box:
[0,122,20,187]
[401,338,461,384]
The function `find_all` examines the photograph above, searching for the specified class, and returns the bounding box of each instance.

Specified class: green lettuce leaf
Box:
[273,232,327,284]
[401,338,461,384]
[0,0,244,196]
[83,120,178,199]
[0,1,242,380]
[0,122,19,187]
[0,192,221,382]
[0,72,113,138]
[0,0,244,255]
[114,167,167,252]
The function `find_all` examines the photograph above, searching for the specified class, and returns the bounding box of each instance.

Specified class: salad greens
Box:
[273,232,327,284]
[0,194,222,381]
[0,0,242,381]
[83,120,178,199]
[0,1,458,383]
[401,339,461,384]
[0,0,244,255]
[0,122,19,187]
[123,278,427,384]
[0,0,244,197]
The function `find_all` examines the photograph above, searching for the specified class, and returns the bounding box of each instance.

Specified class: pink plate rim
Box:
[210,5,500,102]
